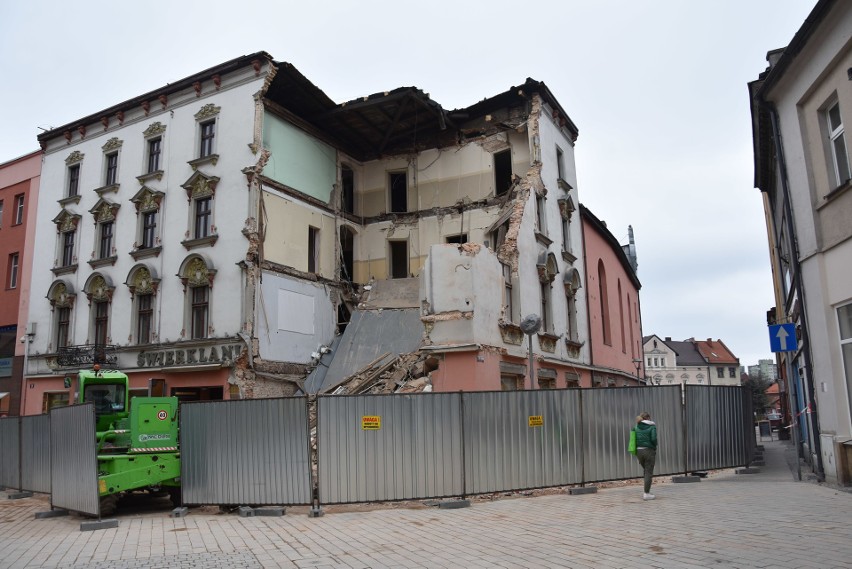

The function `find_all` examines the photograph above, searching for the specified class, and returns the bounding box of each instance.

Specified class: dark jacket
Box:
[635,420,657,449]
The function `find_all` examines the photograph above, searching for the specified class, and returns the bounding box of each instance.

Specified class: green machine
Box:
[67,365,181,515]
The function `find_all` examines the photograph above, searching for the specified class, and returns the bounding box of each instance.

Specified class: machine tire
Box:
[99,494,119,517]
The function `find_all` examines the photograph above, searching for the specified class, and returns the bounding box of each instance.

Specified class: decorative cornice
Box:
[89,200,120,223]
[102,137,123,152]
[65,151,84,165]
[142,122,166,138]
[194,104,221,121]
[183,257,216,287]
[131,187,164,213]
[53,209,81,232]
[87,275,113,302]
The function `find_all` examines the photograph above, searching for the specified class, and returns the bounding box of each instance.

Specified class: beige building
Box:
[749,0,852,485]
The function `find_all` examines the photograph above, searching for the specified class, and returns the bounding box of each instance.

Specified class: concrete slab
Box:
[254,506,285,517]
[80,519,119,531]
[568,486,598,495]
[672,476,701,483]
[7,491,33,499]
[438,499,471,509]
[237,506,255,517]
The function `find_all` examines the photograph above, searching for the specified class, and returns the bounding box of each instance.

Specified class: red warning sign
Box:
[157,410,168,421]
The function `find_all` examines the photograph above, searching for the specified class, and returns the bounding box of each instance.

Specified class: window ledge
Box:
[137,170,164,184]
[557,178,573,192]
[88,256,118,269]
[58,195,81,206]
[94,183,120,197]
[565,338,584,358]
[188,154,219,170]
[820,178,852,208]
[498,320,524,345]
[131,246,162,261]
[562,250,577,264]
[181,235,218,250]
[534,231,553,247]
[537,332,560,353]
[51,264,78,276]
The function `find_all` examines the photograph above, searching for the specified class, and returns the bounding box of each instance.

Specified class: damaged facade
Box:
[21,52,643,408]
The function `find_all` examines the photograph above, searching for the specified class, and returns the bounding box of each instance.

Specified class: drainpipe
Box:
[581,220,594,387]
[766,102,824,479]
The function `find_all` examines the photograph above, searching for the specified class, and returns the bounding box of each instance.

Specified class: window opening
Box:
[494,149,512,196]
[389,171,407,213]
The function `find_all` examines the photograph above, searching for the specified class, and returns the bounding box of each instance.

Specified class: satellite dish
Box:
[520,314,542,335]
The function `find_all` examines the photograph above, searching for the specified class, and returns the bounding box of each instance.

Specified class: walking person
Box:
[634,411,658,500]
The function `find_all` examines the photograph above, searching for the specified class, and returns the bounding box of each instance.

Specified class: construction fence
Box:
[1,385,754,513]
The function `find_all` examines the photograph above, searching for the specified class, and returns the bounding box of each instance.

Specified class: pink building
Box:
[0,151,41,416]
[581,205,645,386]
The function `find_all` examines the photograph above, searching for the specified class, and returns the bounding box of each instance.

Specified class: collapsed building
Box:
[21,52,643,410]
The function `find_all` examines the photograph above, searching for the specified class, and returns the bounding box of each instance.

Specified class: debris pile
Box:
[321,351,438,395]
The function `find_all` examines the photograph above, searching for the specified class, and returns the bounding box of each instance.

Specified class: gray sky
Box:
[0,0,816,368]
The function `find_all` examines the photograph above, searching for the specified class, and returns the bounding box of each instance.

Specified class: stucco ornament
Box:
[65,150,84,165]
[194,104,221,121]
[142,122,167,138]
[90,275,110,302]
[51,282,73,307]
[185,258,210,287]
[191,176,214,198]
[97,202,115,223]
[101,137,123,152]
[133,267,154,295]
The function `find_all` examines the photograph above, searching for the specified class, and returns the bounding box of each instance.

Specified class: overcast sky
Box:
[0,1,816,368]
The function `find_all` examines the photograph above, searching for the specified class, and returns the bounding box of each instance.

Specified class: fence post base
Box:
[80,519,118,531]
[438,499,470,509]
[170,507,189,518]
[568,486,598,495]
[7,491,33,500]
[672,476,701,483]
[308,506,324,517]
[255,507,285,517]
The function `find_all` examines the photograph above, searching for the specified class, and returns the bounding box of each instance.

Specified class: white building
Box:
[23,52,606,410]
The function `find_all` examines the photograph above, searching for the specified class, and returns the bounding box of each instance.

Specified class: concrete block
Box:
[308,507,324,518]
[672,476,701,483]
[7,491,33,500]
[752,460,766,466]
[35,509,68,519]
[438,499,470,509]
[254,507,285,517]
[170,507,189,518]
[736,467,761,474]
[755,445,765,451]
[80,519,119,531]
[238,506,255,517]
[568,486,598,495]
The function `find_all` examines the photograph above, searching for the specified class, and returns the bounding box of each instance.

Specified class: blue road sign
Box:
[769,323,797,353]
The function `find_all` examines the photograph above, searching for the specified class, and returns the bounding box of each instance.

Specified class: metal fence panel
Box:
[0,417,21,489]
[181,397,312,506]
[317,392,463,504]
[21,415,51,494]
[462,390,582,495]
[583,386,684,482]
[686,385,752,471]
[50,404,99,516]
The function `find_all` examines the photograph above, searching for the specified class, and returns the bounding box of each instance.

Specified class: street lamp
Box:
[520,314,542,390]
[632,358,643,384]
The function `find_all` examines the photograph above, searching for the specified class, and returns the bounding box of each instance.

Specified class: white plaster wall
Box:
[27,67,264,365]
[255,271,336,363]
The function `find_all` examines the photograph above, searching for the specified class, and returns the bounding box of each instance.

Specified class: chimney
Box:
[665,337,671,342]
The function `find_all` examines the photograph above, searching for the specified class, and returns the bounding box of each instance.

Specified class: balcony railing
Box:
[56,344,118,368]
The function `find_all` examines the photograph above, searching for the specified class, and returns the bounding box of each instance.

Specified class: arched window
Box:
[47,280,76,352]
[179,255,217,339]
[598,260,611,345]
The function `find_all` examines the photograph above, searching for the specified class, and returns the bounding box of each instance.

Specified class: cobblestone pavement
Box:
[2,440,851,568]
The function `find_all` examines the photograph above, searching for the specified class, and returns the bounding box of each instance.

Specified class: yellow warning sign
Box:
[528,415,543,427]
[98,479,107,493]
[362,415,381,430]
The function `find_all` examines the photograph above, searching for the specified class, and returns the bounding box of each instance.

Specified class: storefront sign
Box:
[136,344,241,368]
[0,358,11,378]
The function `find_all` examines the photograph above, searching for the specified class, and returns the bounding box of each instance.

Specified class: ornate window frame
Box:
[61,151,84,205]
[88,199,120,268]
[178,254,217,340]
[126,264,160,345]
[83,273,115,346]
[130,186,165,260]
[96,137,123,196]
[188,104,221,170]
[180,172,219,250]
[137,122,166,184]
[52,209,81,275]
[47,280,76,353]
